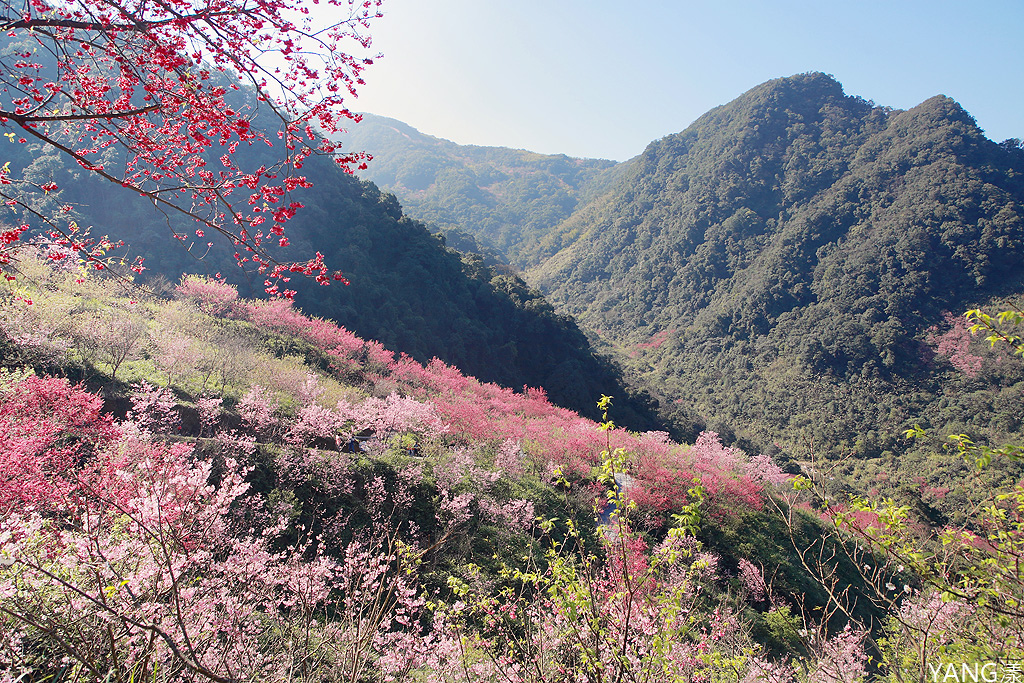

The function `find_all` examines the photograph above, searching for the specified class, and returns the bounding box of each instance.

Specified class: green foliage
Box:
[968,305,1024,356]
[759,604,804,656]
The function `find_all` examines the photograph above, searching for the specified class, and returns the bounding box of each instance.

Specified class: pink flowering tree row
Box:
[176,276,783,525]
[423,415,867,683]
[1,373,886,682]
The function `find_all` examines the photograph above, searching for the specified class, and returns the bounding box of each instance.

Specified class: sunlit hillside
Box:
[5,251,1024,680]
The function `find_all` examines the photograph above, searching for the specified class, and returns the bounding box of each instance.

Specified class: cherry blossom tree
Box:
[925,311,985,378]
[0,0,381,292]
[129,380,180,434]
[0,374,119,516]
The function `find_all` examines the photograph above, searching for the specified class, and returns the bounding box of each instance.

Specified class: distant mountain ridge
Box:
[334,113,630,266]
[536,74,1023,327]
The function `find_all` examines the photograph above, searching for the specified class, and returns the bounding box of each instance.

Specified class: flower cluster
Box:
[0,0,382,286]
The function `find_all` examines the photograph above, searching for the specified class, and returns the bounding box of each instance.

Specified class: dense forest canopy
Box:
[532,74,1024,469]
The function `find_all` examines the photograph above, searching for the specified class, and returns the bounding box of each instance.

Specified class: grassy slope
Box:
[0,255,872,655]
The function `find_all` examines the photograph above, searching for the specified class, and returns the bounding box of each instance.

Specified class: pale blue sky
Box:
[350,0,1023,161]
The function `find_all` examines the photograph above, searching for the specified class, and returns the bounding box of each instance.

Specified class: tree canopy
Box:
[0,0,381,291]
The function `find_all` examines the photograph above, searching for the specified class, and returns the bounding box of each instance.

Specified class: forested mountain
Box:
[530,73,1024,471]
[334,113,629,266]
[10,0,1024,671]
[1,115,659,430]
[350,74,1024,512]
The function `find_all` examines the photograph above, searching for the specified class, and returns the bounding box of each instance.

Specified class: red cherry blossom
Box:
[0,0,379,285]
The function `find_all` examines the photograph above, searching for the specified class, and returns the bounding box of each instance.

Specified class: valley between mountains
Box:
[342,72,1024,518]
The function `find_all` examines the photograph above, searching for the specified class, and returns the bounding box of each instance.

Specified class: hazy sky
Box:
[349,0,1024,162]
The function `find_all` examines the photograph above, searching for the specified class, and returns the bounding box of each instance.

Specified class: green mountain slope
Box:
[531,72,1024,474]
[273,166,659,429]
[334,113,629,266]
